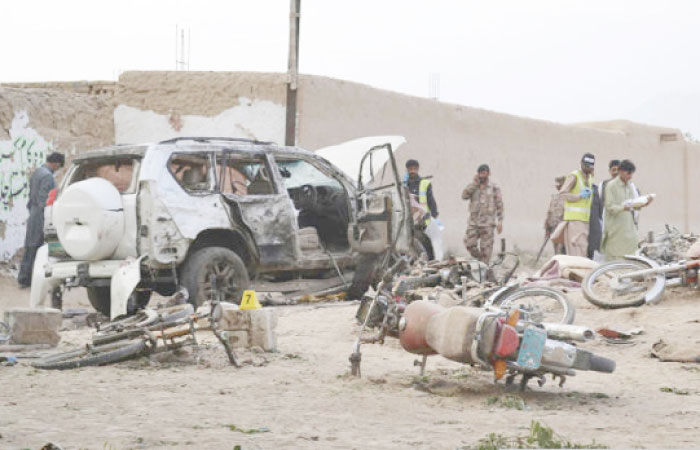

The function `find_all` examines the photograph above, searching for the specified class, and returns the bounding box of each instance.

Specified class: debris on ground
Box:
[259,292,292,306]
[525,255,598,289]
[28,295,279,370]
[596,327,644,344]
[296,291,347,303]
[0,355,18,366]
[651,339,700,363]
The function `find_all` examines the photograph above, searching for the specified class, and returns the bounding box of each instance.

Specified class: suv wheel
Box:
[180,247,250,307]
[86,286,152,317]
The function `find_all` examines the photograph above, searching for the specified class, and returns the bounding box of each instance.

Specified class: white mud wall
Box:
[114,99,285,145]
[0,111,53,259]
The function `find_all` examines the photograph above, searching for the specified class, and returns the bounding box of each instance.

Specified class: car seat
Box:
[247,167,274,195]
[182,168,207,190]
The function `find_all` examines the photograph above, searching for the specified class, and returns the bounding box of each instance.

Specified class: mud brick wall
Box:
[0,87,114,260]
[1,71,698,260]
[296,75,697,255]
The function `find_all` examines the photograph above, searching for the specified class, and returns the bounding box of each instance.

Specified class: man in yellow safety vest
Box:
[404,159,439,227]
[557,153,595,257]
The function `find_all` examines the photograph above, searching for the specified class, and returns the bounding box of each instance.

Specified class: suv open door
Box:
[349,141,413,256]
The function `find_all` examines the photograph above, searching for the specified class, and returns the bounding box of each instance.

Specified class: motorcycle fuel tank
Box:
[399,300,443,354]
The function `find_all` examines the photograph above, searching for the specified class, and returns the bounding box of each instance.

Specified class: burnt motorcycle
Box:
[350,258,613,389]
[397,300,614,389]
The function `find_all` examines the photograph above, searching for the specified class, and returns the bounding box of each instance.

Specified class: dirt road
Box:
[1,276,700,449]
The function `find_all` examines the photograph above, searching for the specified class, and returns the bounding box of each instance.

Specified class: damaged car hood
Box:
[315,136,406,184]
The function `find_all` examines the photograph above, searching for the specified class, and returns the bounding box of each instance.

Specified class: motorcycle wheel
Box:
[582,259,665,309]
[494,286,575,324]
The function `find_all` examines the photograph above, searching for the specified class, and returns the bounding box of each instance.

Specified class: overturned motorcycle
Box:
[350,265,615,390]
[398,301,614,389]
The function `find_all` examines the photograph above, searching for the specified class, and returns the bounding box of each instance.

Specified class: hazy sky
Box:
[3,0,699,135]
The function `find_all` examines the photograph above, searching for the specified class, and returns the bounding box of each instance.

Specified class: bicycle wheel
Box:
[582,259,665,309]
[494,286,575,324]
[32,339,148,370]
[96,309,159,334]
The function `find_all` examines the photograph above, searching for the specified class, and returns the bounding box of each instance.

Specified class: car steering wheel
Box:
[299,184,318,209]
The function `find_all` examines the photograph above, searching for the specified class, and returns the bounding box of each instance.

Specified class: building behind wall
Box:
[1,71,698,261]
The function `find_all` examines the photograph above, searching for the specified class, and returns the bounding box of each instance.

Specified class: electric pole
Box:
[285,0,301,146]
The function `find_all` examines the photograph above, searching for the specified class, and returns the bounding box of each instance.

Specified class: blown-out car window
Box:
[275,158,342,190]
[216,153,275,195]
[168,153,213,192]
[68,158,139,194]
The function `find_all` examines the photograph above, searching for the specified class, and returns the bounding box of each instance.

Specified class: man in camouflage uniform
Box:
[462,164,504,263]
[544,176,566,254]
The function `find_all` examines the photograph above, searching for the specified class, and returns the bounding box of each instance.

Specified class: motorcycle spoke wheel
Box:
[583,260,662,309]
[496,286,575,324]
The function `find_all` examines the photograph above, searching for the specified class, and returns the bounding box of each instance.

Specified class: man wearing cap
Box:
[462,164,503,263]
[404,159,438,226]
[558,153,595,257]
[544,176,566,254]
[18,152,65,288]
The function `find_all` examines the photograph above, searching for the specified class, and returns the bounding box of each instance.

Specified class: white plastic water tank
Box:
[53,178,125,261]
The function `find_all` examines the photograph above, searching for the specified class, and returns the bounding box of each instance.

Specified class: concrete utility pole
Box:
[285,0,301,146]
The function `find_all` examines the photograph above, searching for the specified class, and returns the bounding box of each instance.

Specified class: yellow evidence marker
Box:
[240,290,262,310]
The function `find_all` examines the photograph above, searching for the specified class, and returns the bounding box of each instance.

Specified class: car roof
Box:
[71,137,315,162]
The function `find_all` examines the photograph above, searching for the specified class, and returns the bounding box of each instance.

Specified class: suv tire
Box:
[87,286,151,317]
[180,247,250,307]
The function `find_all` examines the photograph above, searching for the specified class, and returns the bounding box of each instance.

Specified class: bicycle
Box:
[32,283,240,370]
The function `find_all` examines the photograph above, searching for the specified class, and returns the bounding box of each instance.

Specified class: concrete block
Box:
[224,331,249,349]
[248,308,277,352]
[4,308,62,346]
[219,307,250,331]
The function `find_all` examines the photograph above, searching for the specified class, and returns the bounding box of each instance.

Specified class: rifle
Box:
[534,234,550,265]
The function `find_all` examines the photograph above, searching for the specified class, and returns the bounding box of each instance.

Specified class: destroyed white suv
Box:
[31,137,415,318]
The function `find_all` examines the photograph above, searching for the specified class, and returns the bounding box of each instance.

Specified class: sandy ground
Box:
[2,274,700,450]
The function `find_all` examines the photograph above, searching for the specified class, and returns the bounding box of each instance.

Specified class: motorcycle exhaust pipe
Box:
[541,323,595,342]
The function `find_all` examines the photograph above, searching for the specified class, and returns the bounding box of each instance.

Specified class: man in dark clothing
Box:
[404,159,438,227]
[599,159,620,208]
[18,152,65,288]
[587,183,603,259]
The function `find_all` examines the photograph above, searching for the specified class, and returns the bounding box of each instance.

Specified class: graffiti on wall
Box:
[0,110,52,259]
